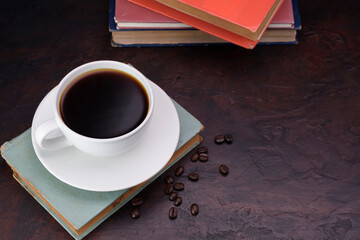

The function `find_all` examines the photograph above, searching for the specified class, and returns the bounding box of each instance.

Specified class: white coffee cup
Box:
[34,60,154,157]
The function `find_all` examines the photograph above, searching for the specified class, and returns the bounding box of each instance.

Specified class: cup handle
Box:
[35,118,72,150]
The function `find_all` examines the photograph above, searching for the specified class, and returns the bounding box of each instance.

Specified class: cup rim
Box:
[54,60,154,143]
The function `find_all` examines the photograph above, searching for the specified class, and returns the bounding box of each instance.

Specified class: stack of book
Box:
[109,0,301,48]
[1,101,203,239]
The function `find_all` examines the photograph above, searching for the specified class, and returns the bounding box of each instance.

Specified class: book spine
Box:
[111,39,231,47]
[109,0,117,31]
[292,0,301,30]
[111,39,299,48]
[11,171,83,240]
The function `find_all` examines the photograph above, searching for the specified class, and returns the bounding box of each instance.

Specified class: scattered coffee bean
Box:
[219,164,229,176]
[191,153,199,162]
[165,176,174,184]
[225,134,233,144]
[131,196,144,207]
[188,172,199,181]
[164,183,173,194]
[199,153,208,162]
[175,165,184,177]
[215,135,225,144]
[169,207,178,219]
[197,146,208,154]
[131,208,140,219]
[173,182,185,191]
[190,204,199,216]
[169,192,177,201]
[174,197,182,206]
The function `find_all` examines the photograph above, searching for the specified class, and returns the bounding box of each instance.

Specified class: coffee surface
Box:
[60,69,148,138]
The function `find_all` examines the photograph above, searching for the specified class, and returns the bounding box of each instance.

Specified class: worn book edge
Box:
[2,132,202,239]
[156,0,283,41]
[111,29,296,45]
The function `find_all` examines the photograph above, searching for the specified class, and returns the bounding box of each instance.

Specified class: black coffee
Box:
[60,69,149,139]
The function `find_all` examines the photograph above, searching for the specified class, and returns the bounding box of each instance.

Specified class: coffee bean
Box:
[199,153,208,162]
[173,182,184,191]
[164,183,173,194]
[225,134,233,144]
[188,172,199,181]
[131,208,140,219]
[131,196,144,207]
[169,207,178,219]
[219,164,229,176]
[169,192,177,201]
[190,204,199,216]
[165,176,174,184]
[215,135,225,144]
[174,197,182,206]
[197,147,208,154]
[191,153,199,162]
[175,165,184,177]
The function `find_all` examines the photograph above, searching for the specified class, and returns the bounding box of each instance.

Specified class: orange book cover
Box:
[129,0,259,49]
[170,0,278,32]
[156,0,283,40]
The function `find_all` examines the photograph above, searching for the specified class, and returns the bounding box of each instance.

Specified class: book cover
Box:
[115,0,191,29]
[292,0,301,30]
[155,0,283,41]
[1,100,203,240]
[269,0,294,28]
[127,0,259,48]
[110,0,300,47]
[115,0,293,30]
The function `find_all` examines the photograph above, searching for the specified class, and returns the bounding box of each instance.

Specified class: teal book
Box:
[1,100,203,240]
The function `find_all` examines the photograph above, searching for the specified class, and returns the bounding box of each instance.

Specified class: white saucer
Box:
[31,80,180,192]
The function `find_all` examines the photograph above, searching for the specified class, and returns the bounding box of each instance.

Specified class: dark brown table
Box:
[1,1,359,239]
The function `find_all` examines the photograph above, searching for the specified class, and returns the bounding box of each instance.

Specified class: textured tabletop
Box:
[0,0,359,239]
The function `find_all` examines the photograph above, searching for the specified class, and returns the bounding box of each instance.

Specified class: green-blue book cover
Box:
[1,100,203,240]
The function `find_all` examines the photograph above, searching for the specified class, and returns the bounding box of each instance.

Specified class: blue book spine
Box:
[292,0,301,30]
[109,0,117,32]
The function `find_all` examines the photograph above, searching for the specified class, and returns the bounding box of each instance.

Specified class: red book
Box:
[115,0,191,29]
[116,0,293,30]
[129,0,284,48]
[155,0,284,41]
[269,0,294,28]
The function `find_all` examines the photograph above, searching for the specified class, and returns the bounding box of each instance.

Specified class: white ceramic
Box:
[31,81,180,192]
[34,61,154,157]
